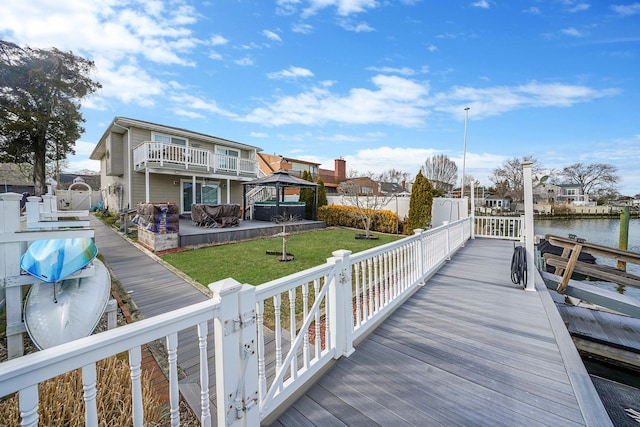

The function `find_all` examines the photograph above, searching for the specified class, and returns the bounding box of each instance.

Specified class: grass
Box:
[161,228,404,287]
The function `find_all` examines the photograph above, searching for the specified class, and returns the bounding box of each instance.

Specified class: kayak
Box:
[24,259,111,350]
[20,238,98,283]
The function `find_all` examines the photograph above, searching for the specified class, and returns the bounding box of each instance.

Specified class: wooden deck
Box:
[91,218,611,426]
[271,238,611,426]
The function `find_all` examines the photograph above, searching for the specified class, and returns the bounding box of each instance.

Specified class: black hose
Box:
[511,246,527,286]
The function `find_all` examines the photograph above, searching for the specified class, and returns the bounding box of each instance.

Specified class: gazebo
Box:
[242,170,318,221]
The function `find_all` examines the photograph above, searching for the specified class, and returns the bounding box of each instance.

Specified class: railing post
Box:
[1,193,25,359]
[328,250,355,358]
[210,278,259,427]
[522,162,536,291]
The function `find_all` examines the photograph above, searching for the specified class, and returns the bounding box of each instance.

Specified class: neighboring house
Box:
[90,117,262,214]
[556,183,589,205]
[257,154,347,196]
[532,181,561,204]
[0,163,36,194]
[378,181,406,196]
[338,176,379,195]
[485,195,511,211]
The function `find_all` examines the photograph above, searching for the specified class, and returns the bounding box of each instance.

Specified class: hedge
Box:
[318,205,401,234]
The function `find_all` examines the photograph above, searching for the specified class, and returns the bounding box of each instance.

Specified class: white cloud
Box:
[471,1,490,9]
[301,0,380,18]
[367,66,416,76]
[339,20,375,32]
[523,6,541,14]
[292,23,314,34]
[241,74,430,127]
[567,3,590,12]
[211,34,229,46]
[267,66,315,79]
[427,44,438,52]
[611,3,640,16]
[169,94,238,118]
[234,56,255,66]
[433,82,619,119]
[561,27,586,37]
[263,29,282,42]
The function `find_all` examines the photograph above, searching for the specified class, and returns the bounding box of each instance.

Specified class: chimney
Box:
[335,158,346,182]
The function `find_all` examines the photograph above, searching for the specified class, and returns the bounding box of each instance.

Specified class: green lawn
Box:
[161,228,404,287]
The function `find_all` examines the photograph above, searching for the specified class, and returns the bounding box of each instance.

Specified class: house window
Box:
[152,133,187,146]
[566,189,577,196]
[359,186,373,194]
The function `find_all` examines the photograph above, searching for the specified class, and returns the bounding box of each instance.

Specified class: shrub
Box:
[319,205,400,234]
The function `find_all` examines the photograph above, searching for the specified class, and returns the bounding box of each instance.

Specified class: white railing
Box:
[474,215,523,240]
[132,142,257,176]
[254,218,471,420]
[1,190,472,426]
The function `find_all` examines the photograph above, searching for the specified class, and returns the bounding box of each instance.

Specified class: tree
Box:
[422,154,457,194]
[298,170,315,219]
[0,41,101,194]
[407,171,434,231]
[490,156,542,201]
[379,168,411,185]
[560,163,619,199]
[316,177,328,208]
[338,176,393,238]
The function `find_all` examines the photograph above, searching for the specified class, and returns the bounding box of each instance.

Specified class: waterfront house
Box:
[89,117,262,215]
[556,183,590,205]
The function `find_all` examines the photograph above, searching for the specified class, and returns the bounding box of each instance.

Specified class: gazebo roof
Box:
[243,170,318,188]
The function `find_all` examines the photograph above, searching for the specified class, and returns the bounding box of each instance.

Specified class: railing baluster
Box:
[324,274,331,352]
[314,279,321,359]
[302,283,310,368]
[198,321,211,427]
[82,363,99,426]
[274,294,282,371]
[367,258,374,318]
[167,333,180,426]
[256,299,267,401]
[354,263,361,327]
[19,385,39,426]
[129,346,144,427]
[289,287,297,379]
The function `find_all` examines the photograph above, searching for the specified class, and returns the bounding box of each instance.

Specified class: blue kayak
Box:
[20,238,98,283]
[24,259,111,350]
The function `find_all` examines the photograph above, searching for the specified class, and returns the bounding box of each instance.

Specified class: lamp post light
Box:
[461,107,470,198]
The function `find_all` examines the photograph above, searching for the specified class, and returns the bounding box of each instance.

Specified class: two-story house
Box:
[90,117,262,214]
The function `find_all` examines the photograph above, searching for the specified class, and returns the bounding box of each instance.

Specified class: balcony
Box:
[132,142,257,177]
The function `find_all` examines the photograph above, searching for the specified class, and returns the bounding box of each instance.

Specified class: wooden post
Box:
[617,206,629,271]
[557,243,583,293]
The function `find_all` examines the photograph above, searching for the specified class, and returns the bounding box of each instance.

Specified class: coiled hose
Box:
[511,245,527,286]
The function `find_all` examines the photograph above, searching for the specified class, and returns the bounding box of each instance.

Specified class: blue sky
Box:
[1,0,639,195]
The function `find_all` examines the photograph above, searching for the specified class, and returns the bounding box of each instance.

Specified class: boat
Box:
[20,237,98,283]
[23,259,111,350]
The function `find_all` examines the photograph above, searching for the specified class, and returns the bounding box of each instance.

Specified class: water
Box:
[534,218,640,299]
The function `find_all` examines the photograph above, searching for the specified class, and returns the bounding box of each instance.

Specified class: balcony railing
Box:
[132,142,257,176]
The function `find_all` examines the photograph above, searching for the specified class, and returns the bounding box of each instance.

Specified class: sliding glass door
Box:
[182,181,219,213]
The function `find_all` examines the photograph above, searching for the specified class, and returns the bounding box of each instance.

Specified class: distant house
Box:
[533,181,561,204]
[90,117,262,214]
[257,154,347,196]
[485,195,511,211]
[556,183,589,205]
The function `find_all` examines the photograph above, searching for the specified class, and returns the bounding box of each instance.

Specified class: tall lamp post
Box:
[461,107,470,198]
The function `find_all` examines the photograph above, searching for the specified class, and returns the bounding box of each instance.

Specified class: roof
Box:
[90,116,263,160]
[242,170,318,188]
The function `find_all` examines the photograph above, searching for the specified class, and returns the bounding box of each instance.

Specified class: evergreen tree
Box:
[298,170,315,219]
[407,171,434,232]
[317,177,328,209]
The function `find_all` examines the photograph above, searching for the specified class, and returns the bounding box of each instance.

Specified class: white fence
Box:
[0,191,472,426]
[473,215,523,241]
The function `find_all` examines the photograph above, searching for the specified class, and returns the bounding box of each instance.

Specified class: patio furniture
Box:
[191,203,240,228]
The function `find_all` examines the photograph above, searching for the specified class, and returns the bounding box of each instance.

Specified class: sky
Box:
[1,0,639,195]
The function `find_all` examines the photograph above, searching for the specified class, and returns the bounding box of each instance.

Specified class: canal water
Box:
[534,217,640,299]
[534,217,640,400]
